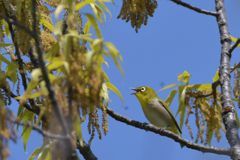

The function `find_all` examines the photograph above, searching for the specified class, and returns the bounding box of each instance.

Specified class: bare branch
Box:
[215,0,240,159]
[170,0,217,17]
[77,140,98,160]
[2,86,41,116]
[8,119,68,140]
[2,4,28,91]
[229,38,240,55]
[231,63,240,73]
[107,108,231,156]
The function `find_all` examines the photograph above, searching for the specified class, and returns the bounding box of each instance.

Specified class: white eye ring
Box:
[141,87,146,92]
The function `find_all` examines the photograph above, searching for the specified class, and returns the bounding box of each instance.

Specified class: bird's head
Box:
[132,86,158,105]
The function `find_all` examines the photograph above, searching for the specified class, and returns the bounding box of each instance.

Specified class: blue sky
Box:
[9,0,240,160]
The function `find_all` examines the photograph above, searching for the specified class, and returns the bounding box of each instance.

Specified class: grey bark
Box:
[215,0,240,159]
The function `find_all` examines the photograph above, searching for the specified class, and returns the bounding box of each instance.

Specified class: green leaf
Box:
[20,110,34,150]
[28,147,42,160]
[2,20,10,36]
[85,13,102,38]
[188,84,212,92]
[40,15,54,32]
[47,58,65,71]
[67,30,93,42]
[75,0,94,11]
[49,73,58,83]
[212,70,219,82]
[22,127,32,151]
[177,85,187,129]
[230,36,240,47]
[31,68,42,82]
[98,1,112,17]
[84,19,91,34]
[54,4,64,18]
[160,83,177,91]
[73,116,82,139]
[90,3,104,22]
[16,79,39,103]
[28,91,45,99]
[0,71,7,86]
[38,145,52,160]
[0,43,12,47]
[206,127,214,145]
[53,21,64,36]
[91,39,103,52]
[178,70,191,83]
[165,90,177,108]
[19,109,34,123]
[0,54,10,64]
[6,62,18,83]
[105,42,123,75]
[17,105,24,117]
[103,71,109,81]
[105,82,123,101]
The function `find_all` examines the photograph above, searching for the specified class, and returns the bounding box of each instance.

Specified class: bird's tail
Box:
[169,127,184,148]
[169,126,181,135]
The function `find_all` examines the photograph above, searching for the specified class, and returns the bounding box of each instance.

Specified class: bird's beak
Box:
[131,88,140,95]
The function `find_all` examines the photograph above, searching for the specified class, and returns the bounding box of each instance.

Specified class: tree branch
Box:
[215,1,240,159]
[31,0,69,136]
[9,119,68,140]
[2,86,41,116]
[231,63,240,73]
[3,15,35,37]
[2,3,28,91]
[77,140,98,160]
[107,108,231,156]
[170,0,218,16]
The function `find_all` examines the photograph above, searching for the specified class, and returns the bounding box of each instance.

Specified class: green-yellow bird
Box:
[132,86,181,135]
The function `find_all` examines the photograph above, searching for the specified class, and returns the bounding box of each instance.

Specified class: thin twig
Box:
[28,48,39,68]
[229,38,240,55]
[3,15,35,37]
[9,119,68,140]
[2,86,41,115]
[2,5,28,91]
[107,108,231,156]
[231,63,240,73]
[77,140,98,160]
[170,0,217,16]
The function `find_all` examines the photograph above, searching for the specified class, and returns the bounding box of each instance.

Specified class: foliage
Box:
[161,70,223,144]
[0,0,122,159]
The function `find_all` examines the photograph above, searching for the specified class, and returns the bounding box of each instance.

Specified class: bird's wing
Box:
[158,99,182,134]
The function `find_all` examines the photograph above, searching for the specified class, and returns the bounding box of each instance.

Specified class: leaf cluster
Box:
[161,70,225,145]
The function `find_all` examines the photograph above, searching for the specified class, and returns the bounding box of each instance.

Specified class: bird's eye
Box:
[141,87,146,92]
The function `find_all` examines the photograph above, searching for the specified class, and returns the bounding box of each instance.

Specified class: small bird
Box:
[132,86,181,135]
